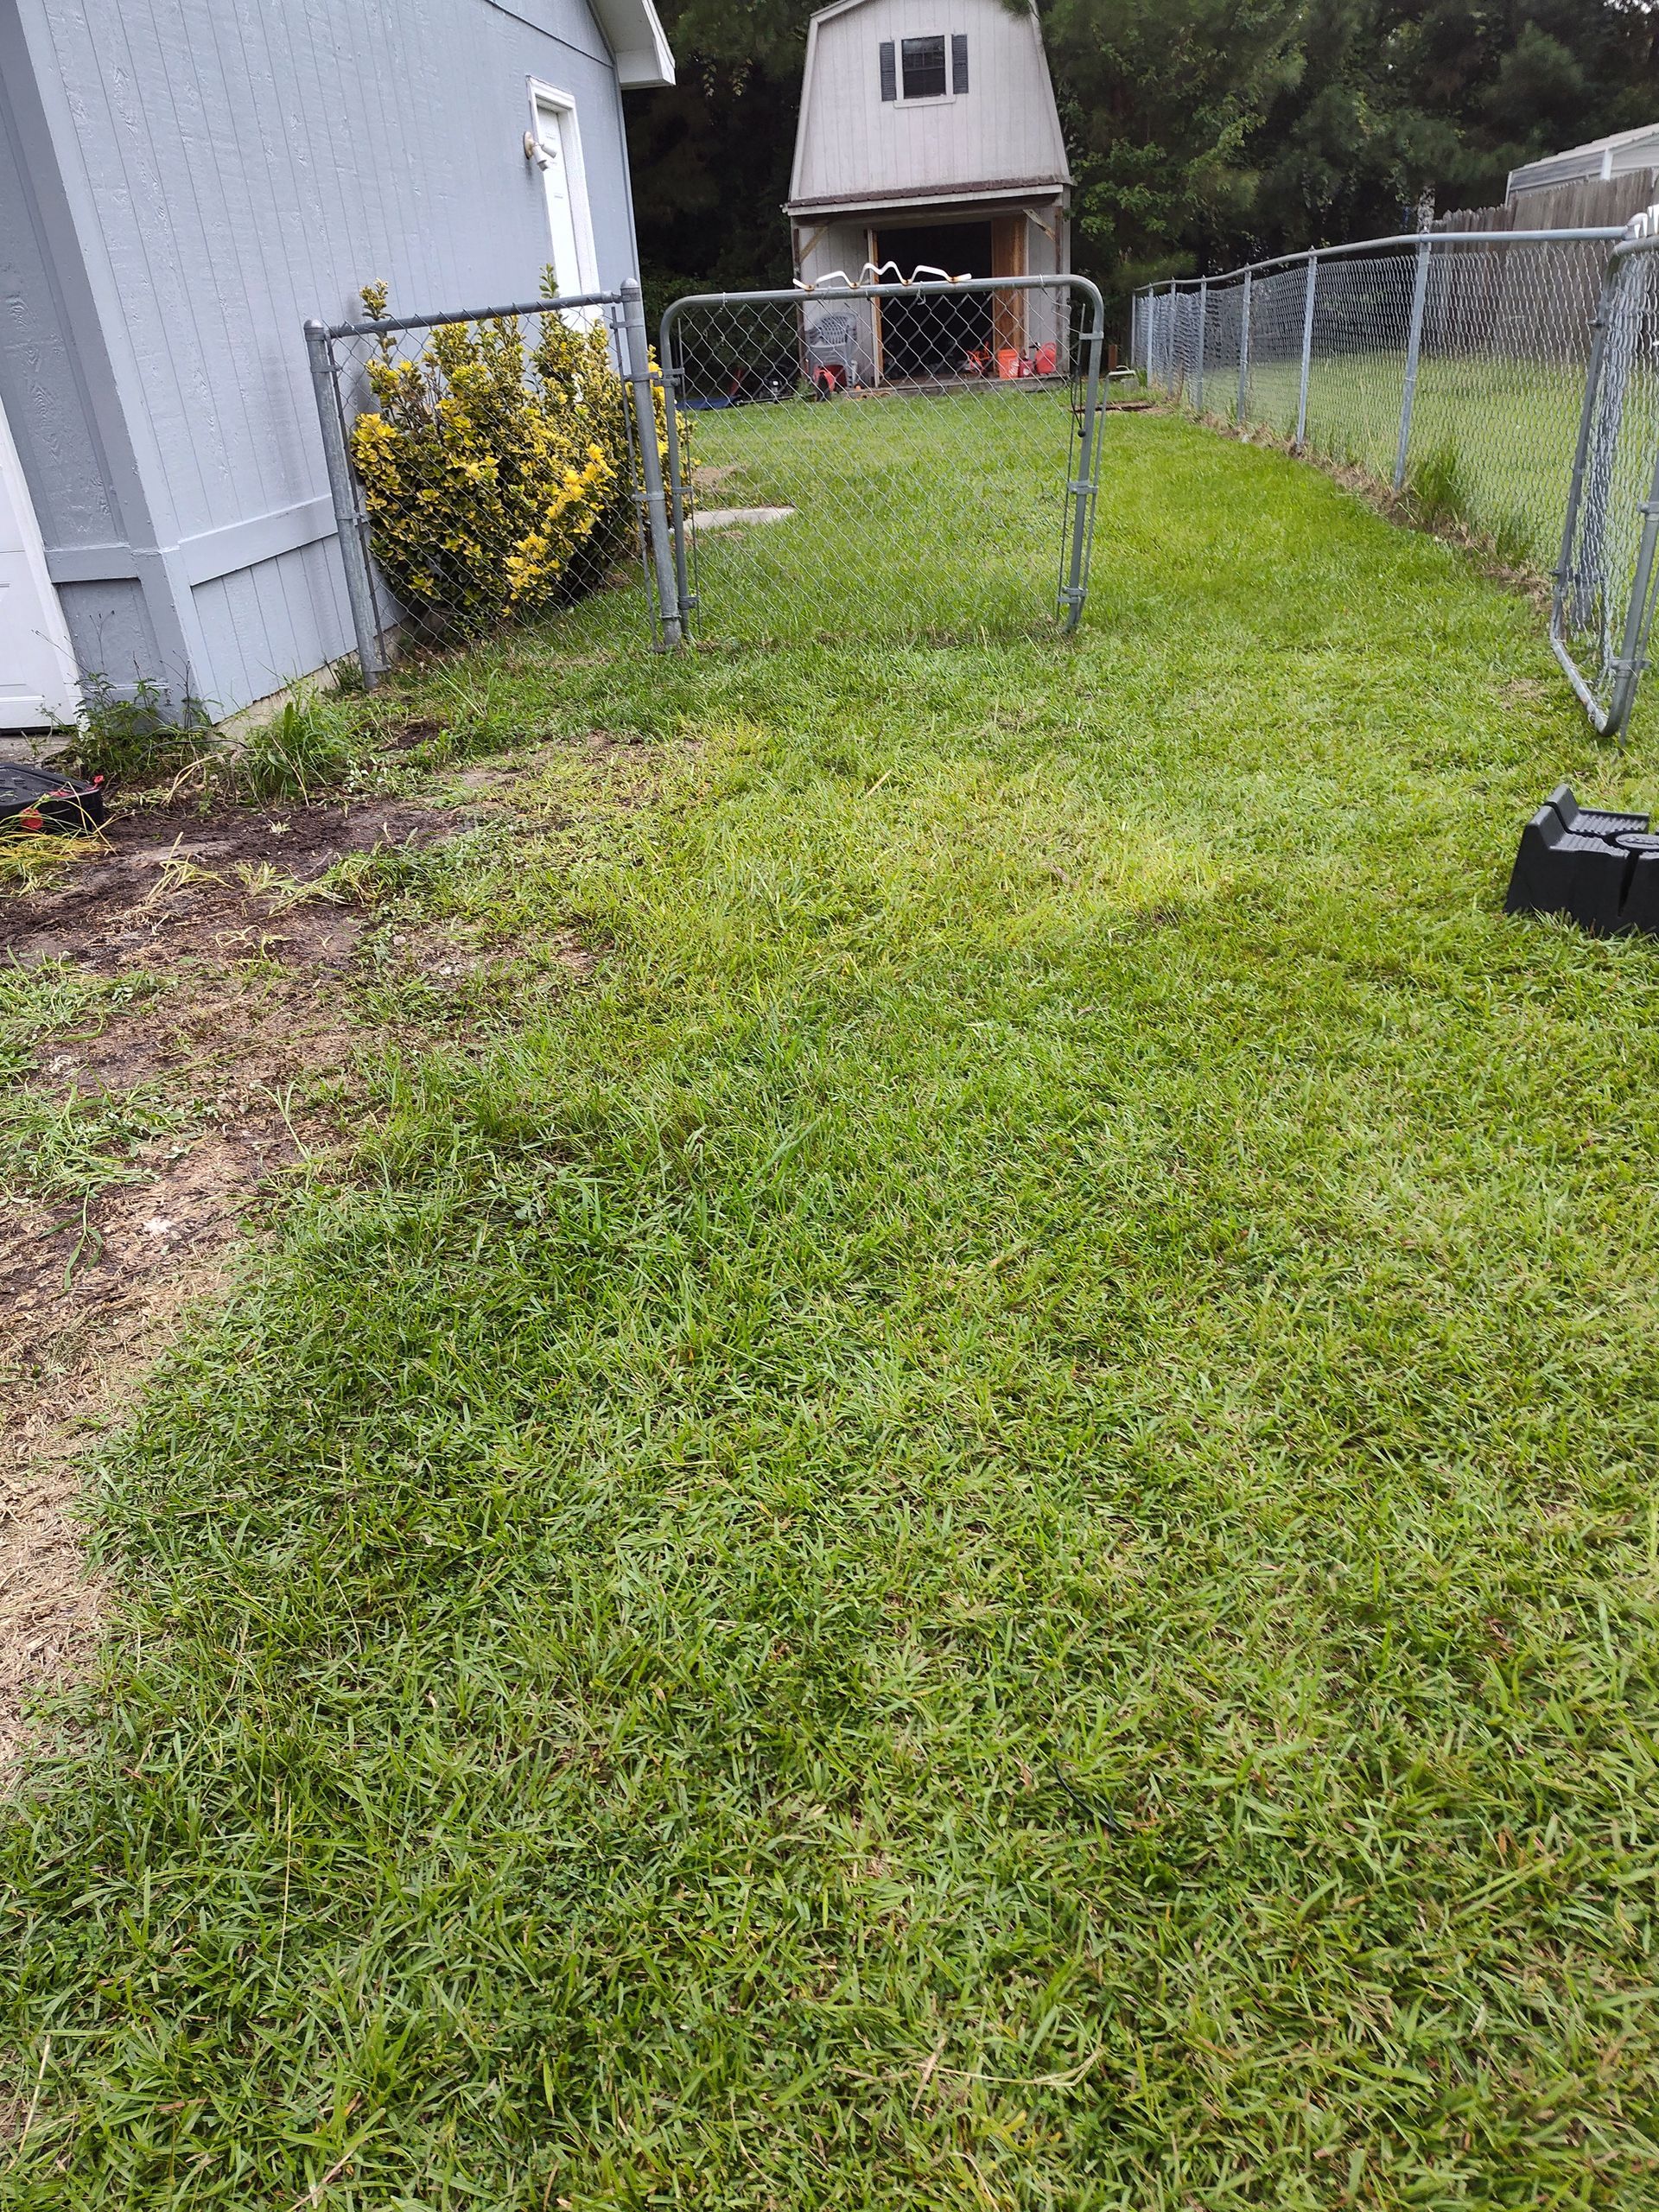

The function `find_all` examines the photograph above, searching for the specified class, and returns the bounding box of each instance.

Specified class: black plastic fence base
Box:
[0,762,105,835]
[1506,785,1659,937]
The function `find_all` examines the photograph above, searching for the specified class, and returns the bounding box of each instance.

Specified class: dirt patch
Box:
[0,770,613,1777]
[1,795,470,975]
[379,718,448,753]
[0,970,365,1777]
[0,1143,283,1777]
[454,729,687,818]
[381,920,599,988]
[0,793,486,1775]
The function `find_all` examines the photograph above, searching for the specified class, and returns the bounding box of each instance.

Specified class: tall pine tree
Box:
[625,0,1659,319]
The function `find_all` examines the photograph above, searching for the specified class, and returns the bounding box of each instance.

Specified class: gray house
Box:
[0,0,672,734]
[786,0,1071,378]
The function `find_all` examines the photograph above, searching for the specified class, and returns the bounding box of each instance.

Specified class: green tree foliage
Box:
[626,3,817,327]
[626,0,1659,317]
[1247,2,1659,259]
[1041,0,1308,289]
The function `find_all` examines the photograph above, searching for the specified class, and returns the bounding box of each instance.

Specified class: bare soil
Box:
[0,785,576,1776]
[1,794,467,974]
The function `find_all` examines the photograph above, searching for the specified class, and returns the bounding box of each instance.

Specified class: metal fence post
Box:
[1393,234,1432,491]
[304,318,385,690]
[1061,281,1108,632]
[1236,268,1252,422]
[1194,278,1207,412]
[1165,280,1177,390]
[620,277,683,651]
[656,304,696,640]
[1295,254,1318,448]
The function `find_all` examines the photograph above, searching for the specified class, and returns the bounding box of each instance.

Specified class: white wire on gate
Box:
[795,262,973,293]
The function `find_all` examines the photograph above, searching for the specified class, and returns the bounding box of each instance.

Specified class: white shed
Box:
[786,0,1071,381]
[1508,122,1659,206]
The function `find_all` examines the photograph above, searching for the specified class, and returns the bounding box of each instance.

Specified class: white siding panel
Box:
[191,532,350,710]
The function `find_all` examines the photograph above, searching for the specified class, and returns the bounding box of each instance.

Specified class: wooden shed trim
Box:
[787,179,1069,216]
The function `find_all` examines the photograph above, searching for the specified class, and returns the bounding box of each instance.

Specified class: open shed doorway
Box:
[873,220,993,379]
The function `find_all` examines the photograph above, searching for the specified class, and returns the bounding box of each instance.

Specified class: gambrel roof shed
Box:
[787,0,1071,221]
[1508,121,1659,204]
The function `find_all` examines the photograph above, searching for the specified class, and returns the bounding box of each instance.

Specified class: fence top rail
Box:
[662,270,1105,334]
[308,289,626,341]
[1135,226,1627,298]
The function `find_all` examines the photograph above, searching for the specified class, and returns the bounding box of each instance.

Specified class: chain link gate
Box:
[1553,230,1659,741]
[656,275,1107,647]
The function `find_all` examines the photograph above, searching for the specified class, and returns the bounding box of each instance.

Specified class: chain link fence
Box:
[304,283,683,684]
[1554,232,1659,738]
[1132,226,1659,734]
[657,276,1106,646]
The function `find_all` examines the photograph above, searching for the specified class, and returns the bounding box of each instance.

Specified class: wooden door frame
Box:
[866,224,885,385]
[991,211,1027,357]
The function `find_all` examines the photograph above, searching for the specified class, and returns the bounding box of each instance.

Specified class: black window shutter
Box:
[879,41,896,99]
[951,34,969,92]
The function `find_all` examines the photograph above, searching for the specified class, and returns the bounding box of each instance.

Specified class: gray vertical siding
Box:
[0,0,181,695]
[9,0,643,714]
[0,81,114,549]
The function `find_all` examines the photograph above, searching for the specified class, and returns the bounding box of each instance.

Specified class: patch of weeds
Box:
[232,692,363,804]
[1492,508,1535,569]
[0,960,159,1050]
[1409,437,1470,530]
[379,668,524,766]
[0,966,173,1204]
[0,834,106,896]
[87,675,215,780]
[0,970,184,1207]
[320,837,462,909]
[229,861,346,914]
[49,674,216,789]
[329,653,371,697]
[1,1082,189,1209]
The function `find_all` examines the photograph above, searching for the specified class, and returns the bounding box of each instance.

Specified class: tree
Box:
[1039,0,1307,289]
[626,2,817,327]
[626,0,1659,322]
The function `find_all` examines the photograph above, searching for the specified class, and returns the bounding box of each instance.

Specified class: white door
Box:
[0,390,77,732]
[531,90,598,315]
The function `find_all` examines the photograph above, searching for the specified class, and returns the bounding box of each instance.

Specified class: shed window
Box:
[900,35,947,99]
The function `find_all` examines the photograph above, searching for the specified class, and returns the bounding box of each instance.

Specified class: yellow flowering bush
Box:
[349,279,644,637]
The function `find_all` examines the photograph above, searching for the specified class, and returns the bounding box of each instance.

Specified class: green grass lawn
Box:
[684,381,1084,644]
[1177,347,1593,572]
[6,410,1659,2209]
